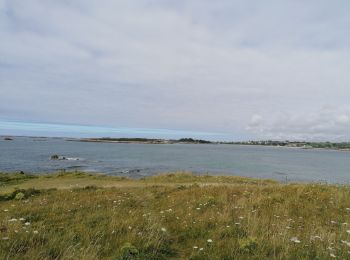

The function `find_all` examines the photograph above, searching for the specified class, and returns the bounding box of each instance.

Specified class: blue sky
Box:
[0,120,232,140]
[1,1,350,140]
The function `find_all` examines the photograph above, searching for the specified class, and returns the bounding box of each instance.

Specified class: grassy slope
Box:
[0,172,350,259]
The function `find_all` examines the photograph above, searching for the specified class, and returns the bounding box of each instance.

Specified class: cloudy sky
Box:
[1,0,350,140]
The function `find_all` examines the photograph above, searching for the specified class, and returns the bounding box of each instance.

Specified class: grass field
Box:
[1,172,350,259]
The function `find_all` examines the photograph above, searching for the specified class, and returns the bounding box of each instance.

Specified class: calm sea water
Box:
[1,137,350,183]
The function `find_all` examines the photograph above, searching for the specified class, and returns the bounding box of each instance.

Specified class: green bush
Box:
[15,192,25,200]
[238,237,258,253]
[0,188,40,201]
[119,243,139,259]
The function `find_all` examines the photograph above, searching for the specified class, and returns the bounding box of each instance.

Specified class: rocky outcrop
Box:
[50,155,67,160]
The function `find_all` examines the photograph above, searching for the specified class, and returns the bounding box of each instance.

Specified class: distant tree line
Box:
[177,138,212,144]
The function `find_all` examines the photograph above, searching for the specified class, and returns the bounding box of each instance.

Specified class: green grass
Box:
[0,172,36,185]
[0,172,350,259]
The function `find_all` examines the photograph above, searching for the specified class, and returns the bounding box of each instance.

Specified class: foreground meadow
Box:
[0,172,350,259]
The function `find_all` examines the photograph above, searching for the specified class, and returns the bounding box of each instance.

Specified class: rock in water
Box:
[50,155,59,160]
[50,155,67,160]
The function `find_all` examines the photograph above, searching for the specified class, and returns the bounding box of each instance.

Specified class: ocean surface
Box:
[1,137,350,183]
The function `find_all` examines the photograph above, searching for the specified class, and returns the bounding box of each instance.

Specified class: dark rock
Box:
[51,155,59,160]
[50,155,68,160]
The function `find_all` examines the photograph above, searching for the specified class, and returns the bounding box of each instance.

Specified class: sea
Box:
[1,136,350,184]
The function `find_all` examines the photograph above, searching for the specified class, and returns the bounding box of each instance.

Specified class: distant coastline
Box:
[74,137,350,151]
[74,137,213,145]
[3,135,350,151]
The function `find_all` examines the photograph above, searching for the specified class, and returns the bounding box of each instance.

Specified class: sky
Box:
[1,0,350,141]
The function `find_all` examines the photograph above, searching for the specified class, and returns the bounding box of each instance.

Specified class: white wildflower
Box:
[33,230,39,234]
[193,246,198,249]
[8,218,17,222]
[290,237,301,243]
[330,253,336,258]
[310,235,322,240]
[341,240,350,247]
[199,248,204,251]
[161,228,167,232]
[207,239,213,243]
[24,222,30,226]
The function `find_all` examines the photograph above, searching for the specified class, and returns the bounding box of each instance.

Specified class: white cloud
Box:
[247,106,350,141]
[1,0,350,139]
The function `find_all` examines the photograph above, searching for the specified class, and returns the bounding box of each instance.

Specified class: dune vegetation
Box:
[1,172,350,259]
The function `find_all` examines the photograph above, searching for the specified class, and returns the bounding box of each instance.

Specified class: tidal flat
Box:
[0,172,350,259]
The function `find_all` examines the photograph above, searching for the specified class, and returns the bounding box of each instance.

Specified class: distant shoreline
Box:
[69,138,350,151]
[73,137,213,145]
[3,135,350,151]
